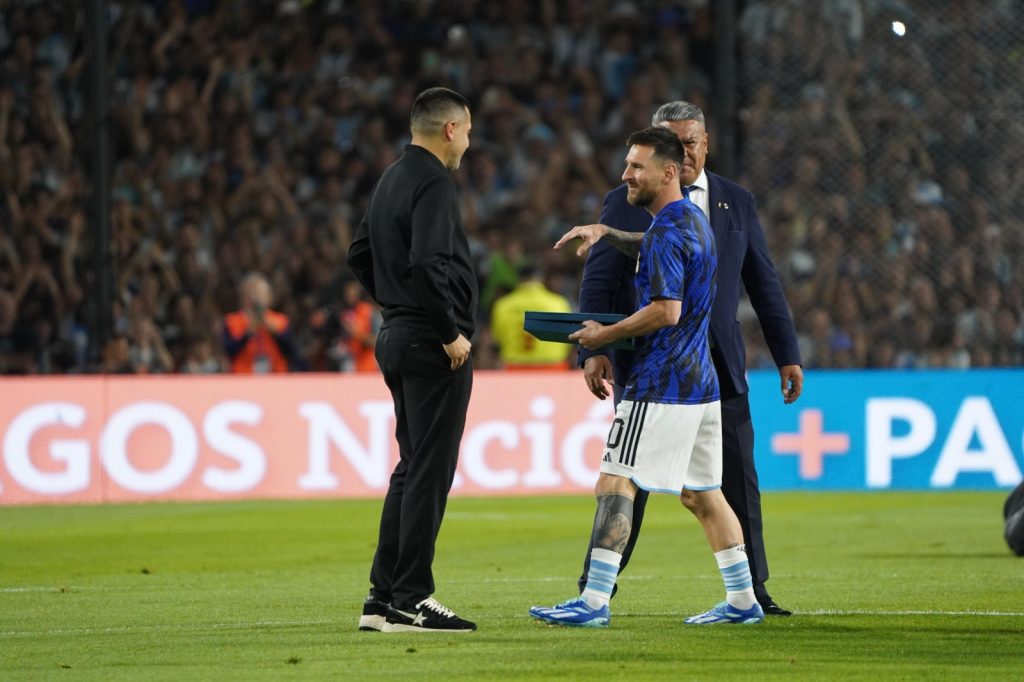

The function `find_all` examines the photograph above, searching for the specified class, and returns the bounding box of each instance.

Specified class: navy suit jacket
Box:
[578,172,801,398]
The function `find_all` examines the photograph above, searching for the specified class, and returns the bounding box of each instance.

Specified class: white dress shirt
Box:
[685,169,710,219]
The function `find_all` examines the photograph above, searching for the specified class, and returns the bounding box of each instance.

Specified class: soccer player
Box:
[576,101,801,616]
[529,127,764,627]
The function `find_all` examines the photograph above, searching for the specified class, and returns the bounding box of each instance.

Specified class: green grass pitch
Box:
[2,492,1022,680]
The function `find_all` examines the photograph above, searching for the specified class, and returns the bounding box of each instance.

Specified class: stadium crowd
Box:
[0,0,1021,375]
[737,0,1024,370]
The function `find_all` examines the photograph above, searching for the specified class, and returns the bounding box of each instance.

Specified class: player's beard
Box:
[627,184,656,208]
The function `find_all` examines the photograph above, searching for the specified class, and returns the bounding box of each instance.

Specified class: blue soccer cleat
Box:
[685,601,765,625]
[530,598,611,628]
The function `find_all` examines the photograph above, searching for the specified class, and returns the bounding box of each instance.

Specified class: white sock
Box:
[581,548,622,609]
[715,545,757,610]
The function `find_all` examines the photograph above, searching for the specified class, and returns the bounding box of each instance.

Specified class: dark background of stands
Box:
[0,0,1021,375]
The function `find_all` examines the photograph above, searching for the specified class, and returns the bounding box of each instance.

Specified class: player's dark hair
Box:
[626,127,686,166]
[410,87,470,135]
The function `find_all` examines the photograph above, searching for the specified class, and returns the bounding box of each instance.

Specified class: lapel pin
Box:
[717,201,729,210]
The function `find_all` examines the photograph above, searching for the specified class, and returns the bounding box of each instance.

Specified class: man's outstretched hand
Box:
[553,224,610,258]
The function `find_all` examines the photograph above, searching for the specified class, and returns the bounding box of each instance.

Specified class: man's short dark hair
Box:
[626,127,686,167]
[410,87,470,135]
[516,260,540,280]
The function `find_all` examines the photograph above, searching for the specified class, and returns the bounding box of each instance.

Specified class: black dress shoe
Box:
[756,594,792,616]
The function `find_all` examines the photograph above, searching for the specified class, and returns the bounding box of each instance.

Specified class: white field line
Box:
[3,610,1023,638]
[470,575,710,583]
[0,620,332,637]
[800,609,1024,617]
[603,609,1024,618]
[0,576,690,592]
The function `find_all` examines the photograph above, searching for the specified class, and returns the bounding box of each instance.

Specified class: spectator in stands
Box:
[222,272,297,373]
[126,316,174,374]
[100,334,133,374]
[311,276,380,372]
[181,334,224,374]
[490,261,573,370]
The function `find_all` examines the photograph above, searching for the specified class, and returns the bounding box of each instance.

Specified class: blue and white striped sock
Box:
[581,548,622,609]
[715,545,757,610]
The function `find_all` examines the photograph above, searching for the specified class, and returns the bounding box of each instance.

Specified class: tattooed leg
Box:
[578,490,636,609]
[592,493,635,554]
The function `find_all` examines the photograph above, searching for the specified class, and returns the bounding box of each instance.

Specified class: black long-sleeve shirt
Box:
[346,145,478,344]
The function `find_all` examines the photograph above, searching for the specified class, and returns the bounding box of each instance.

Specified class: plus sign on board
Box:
[772,409,850,479]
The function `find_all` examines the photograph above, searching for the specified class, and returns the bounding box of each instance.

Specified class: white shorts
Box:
[599,399,722,494]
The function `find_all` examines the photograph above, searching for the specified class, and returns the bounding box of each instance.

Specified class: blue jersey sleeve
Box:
[641,225,684,302]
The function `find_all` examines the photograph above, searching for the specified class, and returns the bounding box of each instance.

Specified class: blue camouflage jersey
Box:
[622,198,719,405]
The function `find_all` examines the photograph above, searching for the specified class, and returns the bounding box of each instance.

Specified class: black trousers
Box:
[369,327,473,609]
[578,389,772,597]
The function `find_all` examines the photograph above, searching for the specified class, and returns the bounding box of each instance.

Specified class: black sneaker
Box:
[756,593,793,617]
[382,597,477,633]
[358,594,390,631]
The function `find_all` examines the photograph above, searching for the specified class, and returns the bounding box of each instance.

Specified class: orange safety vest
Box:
[224,310,290,373]
[344,301,379,372]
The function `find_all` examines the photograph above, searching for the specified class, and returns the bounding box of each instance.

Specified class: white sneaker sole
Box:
[531,614,609,627]
[685,616,764,625]
[358,614,386,631]
[381,622,476,633]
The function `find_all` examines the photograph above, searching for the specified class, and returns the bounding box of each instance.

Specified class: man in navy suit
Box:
[573,101,804,616]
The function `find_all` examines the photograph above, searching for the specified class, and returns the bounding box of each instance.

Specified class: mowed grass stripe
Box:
[4,609,1024,638]
[1,492,1022,681]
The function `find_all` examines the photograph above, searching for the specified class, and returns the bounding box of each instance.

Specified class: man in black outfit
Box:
[575,101,804,616]
[347,87,478,633]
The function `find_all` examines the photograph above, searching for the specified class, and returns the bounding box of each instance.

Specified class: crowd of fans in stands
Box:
[0,0,1021,375]
[738,0,1024,369]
